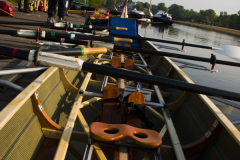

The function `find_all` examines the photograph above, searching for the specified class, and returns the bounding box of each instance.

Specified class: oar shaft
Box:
[0,29,17,35]
[82,63,240,101]
[109,33,212,49]
[0,21,53,26]
[0,29,132,43]
[44,31,132,43]
[39,37,89,45]
[0,21,127,30]
[114,46,240,67]
[0,46,30,60]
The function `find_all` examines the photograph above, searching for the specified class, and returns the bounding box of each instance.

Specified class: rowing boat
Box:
[0,18,240,160]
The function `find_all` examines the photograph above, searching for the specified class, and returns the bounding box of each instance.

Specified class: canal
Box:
[138,22,240,130]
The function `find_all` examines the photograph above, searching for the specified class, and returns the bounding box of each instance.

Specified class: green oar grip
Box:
[113,38,133,43]
[116,27,128,30]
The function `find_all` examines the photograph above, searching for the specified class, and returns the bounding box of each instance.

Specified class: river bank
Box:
[174,20,240,37]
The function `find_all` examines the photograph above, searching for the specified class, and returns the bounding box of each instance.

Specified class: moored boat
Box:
[128,8,151,22]
[0,18,239,160]
[153,10,174,25]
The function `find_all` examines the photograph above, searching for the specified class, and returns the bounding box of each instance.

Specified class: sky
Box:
[138,0,239,15]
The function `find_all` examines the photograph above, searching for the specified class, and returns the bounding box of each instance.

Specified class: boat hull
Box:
[128,13,146,19]
[152,17,174,25]
[0,38,239,159]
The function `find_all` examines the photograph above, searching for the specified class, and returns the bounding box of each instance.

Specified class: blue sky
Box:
[138,0,239,15]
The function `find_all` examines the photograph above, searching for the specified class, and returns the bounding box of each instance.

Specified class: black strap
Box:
[102,93,127,109]
[127,103,154,129]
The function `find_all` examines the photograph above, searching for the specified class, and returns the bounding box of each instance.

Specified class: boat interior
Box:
[0,18,240,160]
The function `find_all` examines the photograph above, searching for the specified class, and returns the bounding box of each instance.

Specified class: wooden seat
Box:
[90,122,162,148]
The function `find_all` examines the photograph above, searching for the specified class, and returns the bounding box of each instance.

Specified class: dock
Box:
[0,0,85,110]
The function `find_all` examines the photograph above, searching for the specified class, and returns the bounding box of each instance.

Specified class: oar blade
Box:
[213,45,240,58]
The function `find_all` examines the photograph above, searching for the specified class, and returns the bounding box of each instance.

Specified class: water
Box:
[138,23,240,129]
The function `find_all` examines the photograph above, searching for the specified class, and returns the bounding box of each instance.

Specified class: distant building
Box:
[127,2,135,12]
[151,4,158,14]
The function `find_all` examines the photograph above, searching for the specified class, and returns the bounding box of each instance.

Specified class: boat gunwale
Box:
[144,39,240,146]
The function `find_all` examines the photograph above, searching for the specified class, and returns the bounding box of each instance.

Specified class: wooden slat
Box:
[42,128,89,142]
[54,55,106,160]
[138,48,185,160]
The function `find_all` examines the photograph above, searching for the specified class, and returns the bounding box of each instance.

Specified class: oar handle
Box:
[116,27,128,30]
[83,47,107,55]
[42,47,107,55]
[113,38,132,43]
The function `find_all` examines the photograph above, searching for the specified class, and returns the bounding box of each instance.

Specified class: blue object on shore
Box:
[109,17,142,48]
[72,1,89,6]
[70,5,81,10]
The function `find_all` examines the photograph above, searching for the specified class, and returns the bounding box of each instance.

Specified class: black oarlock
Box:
[36,27,40,42]
[210,54,216,70]
[181,39,185,51]
[65,22,68,32]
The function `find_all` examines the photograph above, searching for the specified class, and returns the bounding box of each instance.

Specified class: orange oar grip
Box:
[114,38,133,43]
[116,27,128,30]
[83,47,108,55]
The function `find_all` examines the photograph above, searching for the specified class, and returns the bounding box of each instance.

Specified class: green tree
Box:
[205,9,216,22]
[157,3,167,12]
[143,2,150,9]
[135,1,144,11]
[88,0,106,7]
[168,4,185,20]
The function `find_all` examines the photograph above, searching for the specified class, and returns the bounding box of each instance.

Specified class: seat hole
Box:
[104,128,119,134]
[133,133,148,138]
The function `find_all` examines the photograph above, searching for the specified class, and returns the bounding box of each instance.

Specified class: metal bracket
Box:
[79,90,84,95]
[123,88,151,101]
[205,130,212,138]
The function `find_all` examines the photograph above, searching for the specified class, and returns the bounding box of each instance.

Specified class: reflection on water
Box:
[138,23,240,129]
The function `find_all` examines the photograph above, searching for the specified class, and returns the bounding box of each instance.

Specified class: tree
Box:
[157,3,167,12]
[143,2,150,9]
[88,0,106,7]
[205,9,216,22]
[168,4,185,20]
[135,1,144,11]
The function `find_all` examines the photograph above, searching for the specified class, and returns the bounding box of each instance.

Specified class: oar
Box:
[109,33,240,56]
[41,47,108,56]
[0,21,127,30]
[0,28,132,43]
[113,45,240,67]
[1,45,240,102]
[0,8,15,17]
